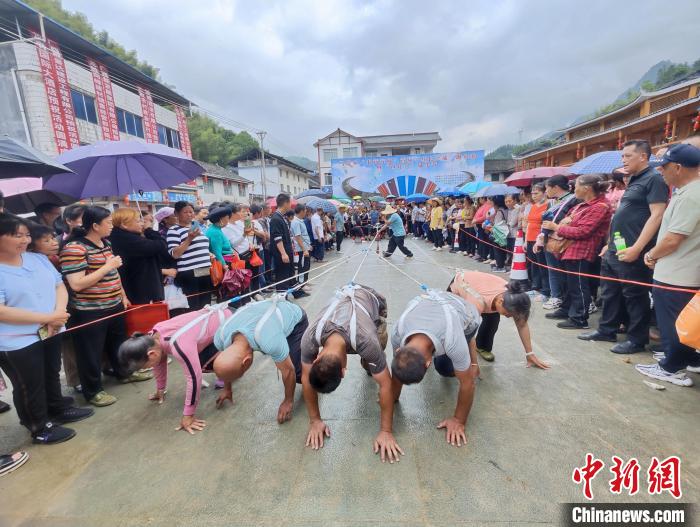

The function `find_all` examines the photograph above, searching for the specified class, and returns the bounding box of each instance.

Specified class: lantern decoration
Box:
[123,194,130,205]
[664,114,672,142]
[617,131,623,150]
[693,110,700,132]
[575,143,581,160]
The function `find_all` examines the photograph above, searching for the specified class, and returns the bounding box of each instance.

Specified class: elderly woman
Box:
[109,207,174,305]
[204,207,233,265]
[542,174,613,330]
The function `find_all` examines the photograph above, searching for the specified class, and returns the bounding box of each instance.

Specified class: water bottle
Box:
[613,231,627,255]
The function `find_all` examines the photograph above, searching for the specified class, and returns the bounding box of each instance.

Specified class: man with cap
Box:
[212,296,309,423]
[300,284,404,463]
[390,288,481,447]
[378,205,413,258]
[204,207,233,265]
[636,143,700,386]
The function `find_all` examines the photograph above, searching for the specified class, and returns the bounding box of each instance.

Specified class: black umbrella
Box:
[0,135,73,179]
[0,177,76,214]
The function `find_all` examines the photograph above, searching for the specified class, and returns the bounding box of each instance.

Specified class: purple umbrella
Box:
[44,140,204,199]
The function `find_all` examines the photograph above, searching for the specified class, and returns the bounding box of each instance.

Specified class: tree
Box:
[25,0,160,79]
[187,113,258,165]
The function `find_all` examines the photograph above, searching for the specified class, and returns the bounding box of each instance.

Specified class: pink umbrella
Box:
[0,177,75,214]
[265,196,297,211]
[505,166,571,187]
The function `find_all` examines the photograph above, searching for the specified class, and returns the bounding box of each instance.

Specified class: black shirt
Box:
[269,210,292,259]
[608,166,668,254]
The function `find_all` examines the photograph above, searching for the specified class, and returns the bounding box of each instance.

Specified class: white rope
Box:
[350,226,383,284]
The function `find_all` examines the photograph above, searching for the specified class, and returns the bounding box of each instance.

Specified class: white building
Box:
[313,129,441,187]
[0,0,204,211]
[197,162,251,205]
[233,150,314,202]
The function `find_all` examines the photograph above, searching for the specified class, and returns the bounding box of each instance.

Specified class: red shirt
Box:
[526,202,548,242]
[557,196,613,262]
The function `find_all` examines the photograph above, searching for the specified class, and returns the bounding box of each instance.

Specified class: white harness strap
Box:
[397,290,453,344]
[315,284,375,350]
[169,302,230,349]
[217,297,285,351]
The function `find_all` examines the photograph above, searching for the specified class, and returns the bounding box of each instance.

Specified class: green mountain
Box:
[486,59,700,160]
[287,156,317,171]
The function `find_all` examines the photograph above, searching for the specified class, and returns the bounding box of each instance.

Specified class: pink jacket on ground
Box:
[152,305,234,416]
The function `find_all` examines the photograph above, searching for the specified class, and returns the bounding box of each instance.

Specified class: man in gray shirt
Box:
[391,289,481,447]
[301,284,402,463]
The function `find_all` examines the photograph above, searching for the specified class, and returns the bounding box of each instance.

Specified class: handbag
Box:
[491,222,508,247]
[164,281,189,310]
[249,249,263,267]
[676,292,700,349]
[545,232,573,257]
[210,259,225,286]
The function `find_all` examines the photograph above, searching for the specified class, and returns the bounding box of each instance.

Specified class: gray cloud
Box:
[64,0,700,157]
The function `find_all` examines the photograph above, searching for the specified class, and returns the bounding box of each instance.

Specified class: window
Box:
[324,174,332,186]
[413,148,422,154]
[224,183,233,196]
[342,147,359,158]
[202,178,214,193]
[70,88,98,124]
[365,150,377,156]
[116,108,144,138]
[157,124,181,149]
[322,148,338,162]
[238,184,246,197]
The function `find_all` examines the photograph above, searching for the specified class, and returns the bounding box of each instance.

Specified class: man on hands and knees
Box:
[391,288,481,447]
[300,283,402,463]
[212,296,308,423]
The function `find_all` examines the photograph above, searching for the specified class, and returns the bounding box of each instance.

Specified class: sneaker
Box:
[119,371,154,384]
[254,294,265,301]
[686,365,700,373]
[431,247,438,251]
[32,423,76,444]
[493,267,507,273]
[73,385,82,394]
[635,363,693,387]
[0,400,9,414]
[49,406,94,424]
[436,247,442,252]
[588,302,598,314]
[557,318,589,330]
[404,254,414,259]
[89,391,117,407]
[477,348,494,362]
[542,298,562,310]
[534,294,548,302]
[652,351,665,362]
[0,451,29,476]
[382,251,392,258]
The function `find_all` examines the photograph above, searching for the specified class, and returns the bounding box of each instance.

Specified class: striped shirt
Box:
[167,225,211,272]
[60,238,123,311]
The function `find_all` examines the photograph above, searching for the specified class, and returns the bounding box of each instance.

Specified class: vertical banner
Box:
[33,33,80,153]
[87,58,120,140]
[138,85,159,143]
[174,106,192,158]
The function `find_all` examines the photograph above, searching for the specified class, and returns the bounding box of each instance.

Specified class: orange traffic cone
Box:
[510,229,528,282]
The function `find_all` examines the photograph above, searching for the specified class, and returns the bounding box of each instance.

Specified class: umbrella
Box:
[327,199,343,207]
[45,140,204,199]
[504,166,570,187]
[436,186,467,197]
[352,195,362,200]
[568,150,660,175]
[295,188,330,199]
[405,193,430,203]
[0,177,75,214]
[385,194,397,199]
[299,197,337,214]
[0,136,74,179]
[477,183,515,198]
[369,196,384,202]
[461,180,492,195]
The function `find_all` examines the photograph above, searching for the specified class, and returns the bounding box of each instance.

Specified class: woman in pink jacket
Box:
[118,303,235,434]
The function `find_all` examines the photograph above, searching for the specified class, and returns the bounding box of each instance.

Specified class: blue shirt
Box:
[334,211,345,232]
[213,299,304,362]
[370,211,379,225]
[0,253,63,351]
[386,213,405,237]
[290,217,310,252]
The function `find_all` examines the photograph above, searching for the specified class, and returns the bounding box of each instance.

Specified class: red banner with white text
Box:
[174,105,192,158]
[87,58,120,141]
[138,85,159,143]
[33,34,80,153]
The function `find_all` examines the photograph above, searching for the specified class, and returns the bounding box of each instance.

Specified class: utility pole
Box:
[256,131,267,200]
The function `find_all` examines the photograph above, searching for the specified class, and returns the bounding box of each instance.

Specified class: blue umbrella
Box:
[477,183,516,197]
[45,140,204,199]
[295,188,330,199]
[461,180,492,195]
[436,186,466,197]
[298,196,337,213]
[405,192,430,203]
[569,150,659,175]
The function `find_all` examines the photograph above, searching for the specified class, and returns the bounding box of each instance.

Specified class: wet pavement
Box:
[1,236,698,526]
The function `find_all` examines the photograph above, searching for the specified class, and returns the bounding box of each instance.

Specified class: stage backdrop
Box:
[331,150,484,199]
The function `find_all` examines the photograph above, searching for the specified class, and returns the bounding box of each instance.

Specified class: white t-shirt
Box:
[223,220,250,254]
[311,213,324,240]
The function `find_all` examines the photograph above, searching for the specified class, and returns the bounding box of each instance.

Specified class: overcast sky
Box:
[64,0,700,159]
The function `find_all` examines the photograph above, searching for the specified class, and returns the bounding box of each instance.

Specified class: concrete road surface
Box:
[1,236,698,526]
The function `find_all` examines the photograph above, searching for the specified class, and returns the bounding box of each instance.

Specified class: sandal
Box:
[0,451,29,476]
